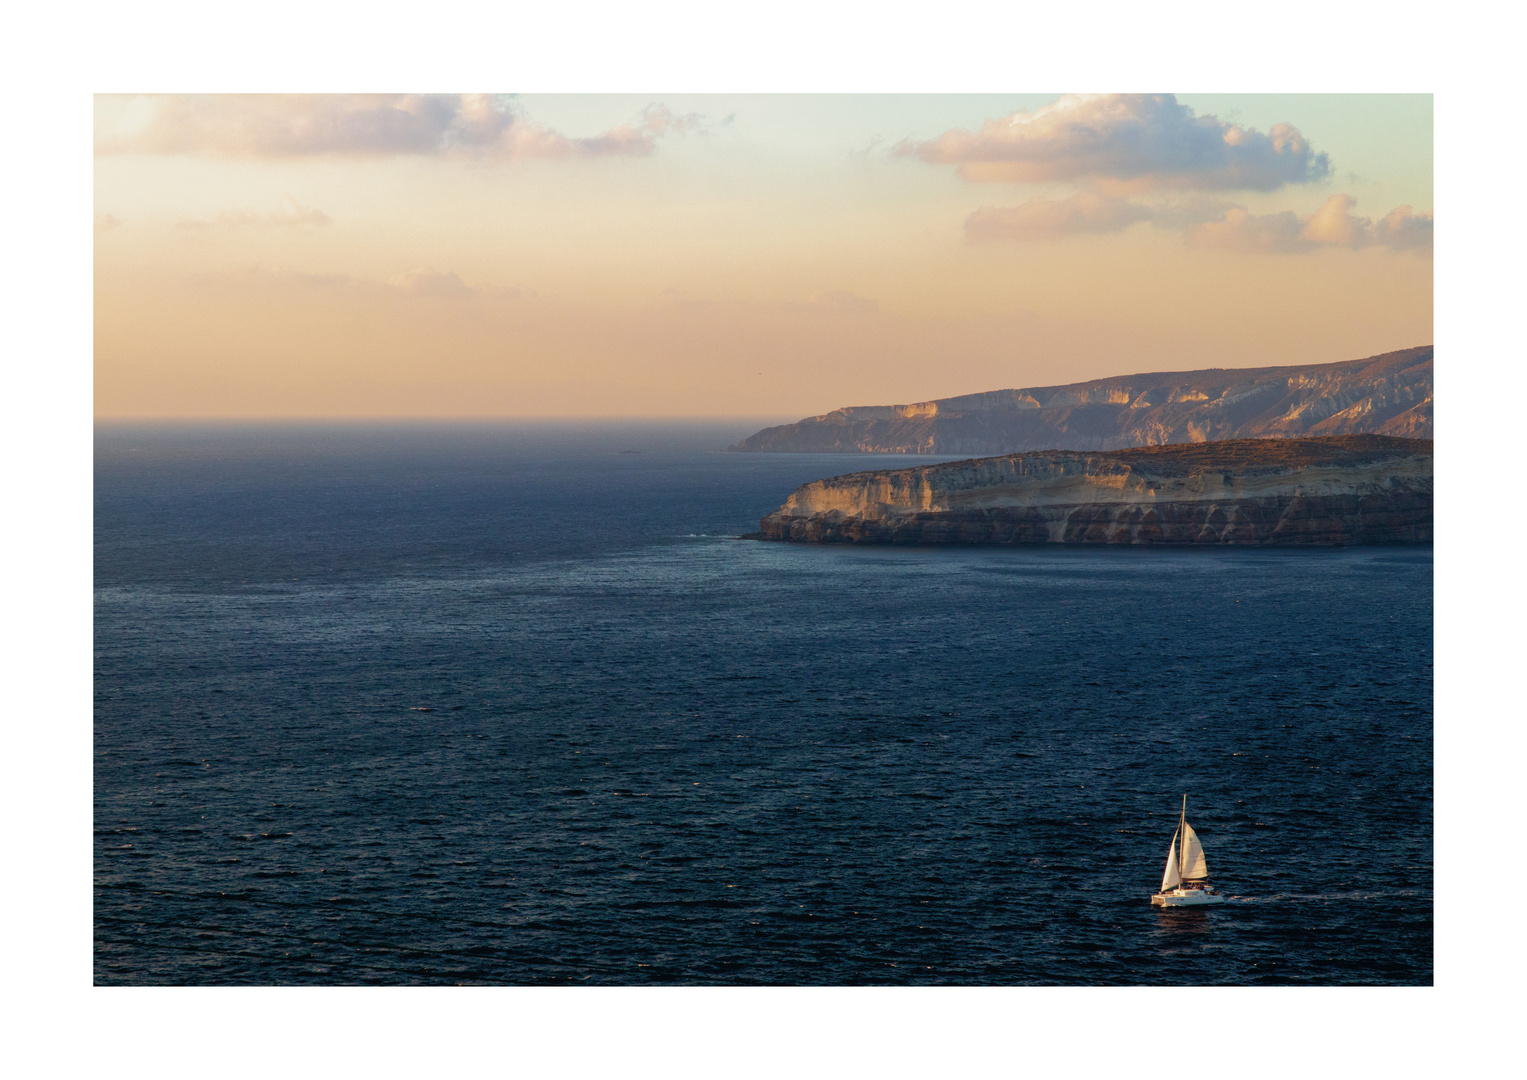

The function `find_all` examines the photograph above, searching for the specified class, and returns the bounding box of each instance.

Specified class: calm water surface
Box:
[94,423,1432,984]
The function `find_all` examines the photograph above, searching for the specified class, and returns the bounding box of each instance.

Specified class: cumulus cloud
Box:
[1372,204,1434,251]
[1186,206,1308,251]
[97,95,696,159]
[902,94,1330,191]
[1187,194,1433,254]
[177,195,331,230]
[965,192,1154,242]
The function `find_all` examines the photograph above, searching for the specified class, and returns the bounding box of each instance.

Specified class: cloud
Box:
[1372,205,1434,252]
[386,268,474,297]
[386,268,534,301]
[192,264,533,299]
[1187,194,1433,254]
[97,95,695,159]
[965,192,1154,242]
[902,94,1330,191]
[95,213,122,233]
[177,195,331,230]
[192,266,353,292]
[965,192,1431,254]
[1186,206,1307,251]
[662,289,881,318]
[383,267,534,300]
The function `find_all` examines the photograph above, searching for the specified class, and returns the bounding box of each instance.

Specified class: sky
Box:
[94,93,1432,419]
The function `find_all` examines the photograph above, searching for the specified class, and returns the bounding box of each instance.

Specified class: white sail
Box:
[1180,821,1209,880]
[1160,834,1182,891]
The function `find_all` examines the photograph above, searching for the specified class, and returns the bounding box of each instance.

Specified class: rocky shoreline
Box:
[750,435,1431,547]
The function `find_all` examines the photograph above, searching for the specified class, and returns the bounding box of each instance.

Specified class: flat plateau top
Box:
[827,435,1432,483]
[1073,434,1431,472]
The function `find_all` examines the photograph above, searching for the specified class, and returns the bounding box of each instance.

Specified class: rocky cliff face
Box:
[753,435,1431,547]
[732,346,1433,454]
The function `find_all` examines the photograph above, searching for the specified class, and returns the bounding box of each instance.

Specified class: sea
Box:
[94,421,1433,985]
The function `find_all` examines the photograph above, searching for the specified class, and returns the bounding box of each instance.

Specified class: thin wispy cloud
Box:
[965,192,1154,242]
[193,266,352,292]
[903,94,1331,192]
[193,264,533,299]
[661,289,882,318]
[387,268,475,297]
[387,267,533,300]
[97,95,698,160]
[965,191,1431,255]
[177,195,331,231]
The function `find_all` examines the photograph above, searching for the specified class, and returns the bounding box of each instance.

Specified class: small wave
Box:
[1234,891,1392,904]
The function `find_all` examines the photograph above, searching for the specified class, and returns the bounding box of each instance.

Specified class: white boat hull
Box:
[1152,887,1226,907]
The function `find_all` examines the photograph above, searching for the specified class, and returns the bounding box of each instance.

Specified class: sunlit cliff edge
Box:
[751,435,1431,546]
[731,347,1432,454]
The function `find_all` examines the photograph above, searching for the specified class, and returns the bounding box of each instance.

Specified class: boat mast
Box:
[1179,794,1187,881]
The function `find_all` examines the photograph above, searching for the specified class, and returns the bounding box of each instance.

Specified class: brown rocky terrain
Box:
[752,435,1431,547]
[732,346,1432,454]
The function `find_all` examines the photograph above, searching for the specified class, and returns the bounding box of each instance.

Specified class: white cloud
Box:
[903,94,1331,191]
[97,95,696,160]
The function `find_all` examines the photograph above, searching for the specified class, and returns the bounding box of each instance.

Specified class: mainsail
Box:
[1179,822,1209,880]
[1161,833,1182,891]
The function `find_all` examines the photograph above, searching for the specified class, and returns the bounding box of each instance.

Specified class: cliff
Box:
[752,435,1431,546]
[731,346,1433,454]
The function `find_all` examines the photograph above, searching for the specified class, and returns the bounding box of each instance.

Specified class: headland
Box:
[731,347,1432,455]
[751,435,1431,546]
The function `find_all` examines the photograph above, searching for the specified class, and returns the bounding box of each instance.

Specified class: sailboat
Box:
[1151,795,1227,907]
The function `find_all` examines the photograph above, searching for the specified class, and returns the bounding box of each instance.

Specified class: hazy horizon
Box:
[92,342,1434,425]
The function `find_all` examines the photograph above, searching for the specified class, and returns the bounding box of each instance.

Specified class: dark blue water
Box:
[94,422,1432,985]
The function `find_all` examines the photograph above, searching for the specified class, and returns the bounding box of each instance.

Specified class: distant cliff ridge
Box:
[752,435,1431,547]
[731,346,1432,454]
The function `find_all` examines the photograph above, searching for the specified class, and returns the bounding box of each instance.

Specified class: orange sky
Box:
[94,94,1432,418]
